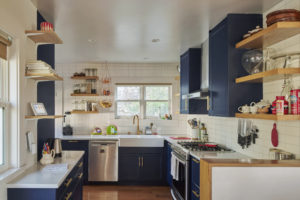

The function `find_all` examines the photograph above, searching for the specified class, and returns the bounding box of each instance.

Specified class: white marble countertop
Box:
[59,134,165,140]
[7,151,84,189]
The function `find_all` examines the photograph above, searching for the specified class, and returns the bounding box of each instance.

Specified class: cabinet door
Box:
[166,143,172,186]
[119,153,140,181]
[180,52,189,114]
[61,140,89,185]
[209,19,229,116]
[190,157,200,186]
[140,153,163,182]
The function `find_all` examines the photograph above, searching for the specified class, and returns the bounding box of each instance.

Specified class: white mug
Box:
[238,105,250,113]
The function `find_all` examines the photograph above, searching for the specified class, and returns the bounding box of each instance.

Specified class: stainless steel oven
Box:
[170,144,189,200]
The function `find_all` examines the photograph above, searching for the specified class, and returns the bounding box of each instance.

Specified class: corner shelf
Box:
[235,113,300,121]
[25,30,63,44]
[235,68,300,83]
[25,73,63,81]
[71,93,99,96]
[235,22,300,49]
[71,110,99,114]
[25,115,64,120]
[71,76,99,80]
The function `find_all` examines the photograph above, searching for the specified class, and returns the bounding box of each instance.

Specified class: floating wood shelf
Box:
[235,68,300,83]
[25,115,64,120]
[235,113,300,121]
[71,76,99,80]
[71,110,99,114]
[25,30,63,44]
[71,93,99,96]
[235,22,300,49]
[25,73,63,81]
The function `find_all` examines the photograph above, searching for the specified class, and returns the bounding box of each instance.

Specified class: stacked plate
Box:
[266,9,300,26]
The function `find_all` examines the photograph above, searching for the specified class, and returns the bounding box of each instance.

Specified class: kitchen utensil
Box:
[54,139,62,157]
[241,50,263,74]
[271,123,278,147]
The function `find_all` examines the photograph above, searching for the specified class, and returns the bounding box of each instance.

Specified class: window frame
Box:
[115,84,172,119]
[0,58,9,173]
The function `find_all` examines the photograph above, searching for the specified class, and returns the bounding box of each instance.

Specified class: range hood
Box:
[188,39,209,100]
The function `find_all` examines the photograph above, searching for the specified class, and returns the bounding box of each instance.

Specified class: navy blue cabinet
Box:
[61,140,89,185]
[165,141,172,186]
[209,14,263,117]
[190,156,200,200]
[8,156,84,200]
[119,147,164,185]
[180,48,208,114]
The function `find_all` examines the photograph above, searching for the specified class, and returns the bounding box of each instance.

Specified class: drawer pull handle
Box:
[192,190,200,198]
[65,192,72,200]
[78,172,83,179]
[138,157,141,167]
[64,178,72,187]
[192,158,200,164]
[141,156,144,167]
[78,161,83,168]
[68,141,78,143]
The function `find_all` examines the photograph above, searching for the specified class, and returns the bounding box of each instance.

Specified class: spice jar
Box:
[80,83,87,94]
[274,96,288,115]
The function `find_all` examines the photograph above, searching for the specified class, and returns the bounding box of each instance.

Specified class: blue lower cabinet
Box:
[61,140,89,185]
[8,157,84,200]
[165,141,172,186]
[190,156,200,200]
[119,147,164,185]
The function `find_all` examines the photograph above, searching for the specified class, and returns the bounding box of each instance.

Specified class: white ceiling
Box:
[34,0,282,63]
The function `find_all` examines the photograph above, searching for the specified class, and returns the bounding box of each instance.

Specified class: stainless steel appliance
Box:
[88,140,118,182]
[170,144,189,200]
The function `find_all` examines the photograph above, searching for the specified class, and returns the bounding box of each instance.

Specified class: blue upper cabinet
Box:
[180,48,208,114]
[209,14,263,117]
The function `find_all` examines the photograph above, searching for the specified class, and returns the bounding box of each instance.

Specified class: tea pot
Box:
[238,105,250,113]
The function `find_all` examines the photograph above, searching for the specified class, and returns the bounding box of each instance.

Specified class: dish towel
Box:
[171,152,179,181]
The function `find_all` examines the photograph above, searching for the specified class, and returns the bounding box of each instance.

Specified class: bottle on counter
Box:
[200,123,208,142]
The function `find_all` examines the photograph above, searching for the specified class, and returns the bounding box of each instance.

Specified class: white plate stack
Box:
[26,60,56,74]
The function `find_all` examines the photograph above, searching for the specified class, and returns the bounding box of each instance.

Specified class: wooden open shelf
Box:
[25,73,63,81]
[235,22,300,49]
[25,30,63,44]
[71,110,99,114]
[25,115,64,120]
[71,93,99,96]
[235,113,300,121]
[71,76,99,80]
[235,68,300,83]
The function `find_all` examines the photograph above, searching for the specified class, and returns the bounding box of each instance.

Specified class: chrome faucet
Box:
[133,114,142,135]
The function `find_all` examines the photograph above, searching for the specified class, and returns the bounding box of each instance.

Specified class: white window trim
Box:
[0,59,9,173]
[115,84,172,119]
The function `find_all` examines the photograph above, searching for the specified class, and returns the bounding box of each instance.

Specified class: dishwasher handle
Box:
[90,141,118,146]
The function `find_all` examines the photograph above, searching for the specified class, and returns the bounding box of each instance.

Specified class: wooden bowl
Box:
[266,9,300,26]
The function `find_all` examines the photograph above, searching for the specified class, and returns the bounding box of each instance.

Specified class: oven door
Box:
[171,152,188,200]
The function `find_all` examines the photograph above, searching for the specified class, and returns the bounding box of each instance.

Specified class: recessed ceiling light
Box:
[88,39,96,43]
[152,39,160,43]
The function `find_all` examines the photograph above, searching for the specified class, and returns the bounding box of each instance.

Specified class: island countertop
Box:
[7,151,84,188]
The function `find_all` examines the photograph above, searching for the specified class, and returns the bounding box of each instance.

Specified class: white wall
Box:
[55,62,187,137]
[187,0,300,159]
[0,0,37,199]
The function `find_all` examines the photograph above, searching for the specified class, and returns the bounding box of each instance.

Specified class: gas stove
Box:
[177,141,232,152]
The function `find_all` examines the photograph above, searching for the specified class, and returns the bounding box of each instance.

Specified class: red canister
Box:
[291,89,300,114]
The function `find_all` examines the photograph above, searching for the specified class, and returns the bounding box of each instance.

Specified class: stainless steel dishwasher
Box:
[88,140,118,181]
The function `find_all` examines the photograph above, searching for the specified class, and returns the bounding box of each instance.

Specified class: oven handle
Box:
[171,152,186,165]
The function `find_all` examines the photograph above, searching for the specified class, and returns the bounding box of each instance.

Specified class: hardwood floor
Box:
[83,185,172,200]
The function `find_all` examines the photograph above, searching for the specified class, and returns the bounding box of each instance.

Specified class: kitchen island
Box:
[7,151,84,200]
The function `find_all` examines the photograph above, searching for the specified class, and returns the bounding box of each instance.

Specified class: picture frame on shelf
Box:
[30,102,48,116]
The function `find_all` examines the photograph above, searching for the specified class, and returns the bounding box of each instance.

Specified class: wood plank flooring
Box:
[83,185,172,200]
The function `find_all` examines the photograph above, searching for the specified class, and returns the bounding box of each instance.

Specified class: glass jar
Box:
[91,80,97,94]
[80,83,87,93]
[73,84,80,94]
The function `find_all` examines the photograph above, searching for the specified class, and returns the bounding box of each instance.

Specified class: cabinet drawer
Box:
[191,156,200,186]
[191,183,200,200]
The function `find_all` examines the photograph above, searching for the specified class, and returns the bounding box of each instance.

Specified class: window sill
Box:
[0,164,33,183]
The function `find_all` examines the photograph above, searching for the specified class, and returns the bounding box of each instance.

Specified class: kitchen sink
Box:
[119,135,164,147]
